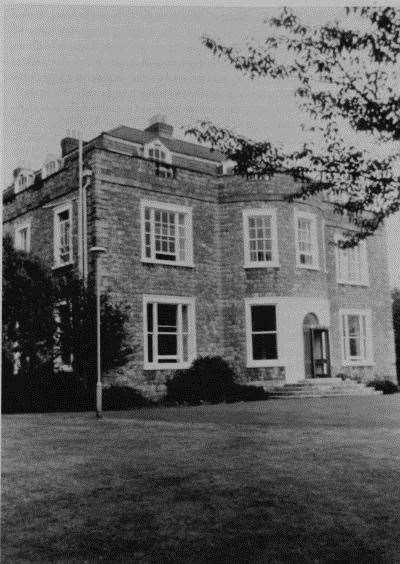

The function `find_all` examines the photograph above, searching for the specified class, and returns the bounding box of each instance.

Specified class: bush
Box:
[367,380,399,394]
[103,386,152,410]
[165,356,270,405]
[2,363,90,414]
[165,356,236,405]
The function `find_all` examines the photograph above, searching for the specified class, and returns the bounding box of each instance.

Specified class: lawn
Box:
[2,396,400,563]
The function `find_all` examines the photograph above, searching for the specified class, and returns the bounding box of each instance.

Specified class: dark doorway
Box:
[303,314,331,378]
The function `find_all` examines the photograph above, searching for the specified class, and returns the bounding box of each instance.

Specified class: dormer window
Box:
[144,140,174,179]
[42,155,61,179]
[14,170,34,194]
[144,140,172,164]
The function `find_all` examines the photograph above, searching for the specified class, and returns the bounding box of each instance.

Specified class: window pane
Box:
[59,210,69,221]
[348,315,360,337]
[158,334,177,356]
[182,305,188,333]
[147,335,153,362]
[252,333,277,360]
[251,305,276,332]
[147,304,153,332]
[157,304,177,329]
[349,337,360,357]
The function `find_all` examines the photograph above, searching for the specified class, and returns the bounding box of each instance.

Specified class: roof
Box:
[106,125,224,163]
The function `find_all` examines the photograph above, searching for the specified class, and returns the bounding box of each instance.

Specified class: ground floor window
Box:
[246,302,278,366]
[143,296,195,369]
[340,309,373,365]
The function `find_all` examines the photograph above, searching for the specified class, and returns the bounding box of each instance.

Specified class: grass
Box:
[2,396,400,563]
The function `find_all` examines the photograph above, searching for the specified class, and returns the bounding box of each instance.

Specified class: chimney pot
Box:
[61,137,79,157]
[145,115,173,138]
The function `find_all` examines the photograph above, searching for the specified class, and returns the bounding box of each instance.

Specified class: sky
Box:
[2,4,399,286]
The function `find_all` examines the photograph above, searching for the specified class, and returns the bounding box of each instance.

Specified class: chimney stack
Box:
[145,114,173,138]
[61,137,80,157]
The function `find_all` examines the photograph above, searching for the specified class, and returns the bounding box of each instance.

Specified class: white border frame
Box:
[294,210,319,270]
[242,207,280,268]
[245,297,280,368]
[53,201,73,268]
[15,221,31,253]
[143,139,172,164]
[140,199,194,267]
[335,233,369,287]
[339,308,374,366]
[142,294,196,370]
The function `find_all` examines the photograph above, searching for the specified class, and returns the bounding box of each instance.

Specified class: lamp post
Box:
[89,246,107,418]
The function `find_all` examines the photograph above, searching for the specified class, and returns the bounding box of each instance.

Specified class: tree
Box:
[2,234,133,412]
[2,234,56,375]
[187,7,400,244]
[56,276,133,396]
[392,289,400,383]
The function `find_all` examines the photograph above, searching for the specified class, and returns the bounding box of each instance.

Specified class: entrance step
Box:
[263,378,382,399]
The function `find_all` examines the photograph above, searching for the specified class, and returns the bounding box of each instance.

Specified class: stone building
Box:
[3,115,396,398]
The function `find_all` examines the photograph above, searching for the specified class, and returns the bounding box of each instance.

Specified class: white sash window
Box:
[141,200,193,266]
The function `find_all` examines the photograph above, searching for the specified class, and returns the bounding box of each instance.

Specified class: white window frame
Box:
[294,210,319,270]
[245,298,280,368]
[143,139,172,164]
[15,171,34,194]
[143,295,196,370]
[242,208,279,268]
[140,199,194,267]
[42,159,61,180]
[15,221,31,252]
[335,234,369,286]
[53,202,73,268]
[340,309,374,366]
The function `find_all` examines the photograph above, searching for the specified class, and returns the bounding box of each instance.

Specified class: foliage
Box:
[103,386,153,411]
[392,288,400,383]
[2,362,90,414]
[165,356,270,405]
[187,7,400,245]
[367,379,399,394]
[2,236,133,412]
[2,234,56,374]
[57,276,133,395]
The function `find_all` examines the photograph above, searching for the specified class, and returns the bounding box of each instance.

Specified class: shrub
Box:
[165,356,270,405]
[103,386,152,410]
[2,362,90,414]
[166,356,236,405]
[367,380,399,395]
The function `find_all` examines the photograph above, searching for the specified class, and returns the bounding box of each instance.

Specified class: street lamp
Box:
[89,246,107,418]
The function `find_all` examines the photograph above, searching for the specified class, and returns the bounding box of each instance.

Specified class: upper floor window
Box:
[15,172,34,194]
[243,208,279,268]
[143,295,196,370]
[245,301,279,367]
[335,235,369,286]
[54,203,72,267]
[15,223,31,253]
[144,140,174,179]
[141,200,193,267]
[144,140,172,163]
[42,157,61,179]
[340,309,373,366]
[294,211,319,270]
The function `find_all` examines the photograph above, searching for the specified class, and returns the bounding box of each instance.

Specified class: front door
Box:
[303,313,331,378]
[309,328,331,378]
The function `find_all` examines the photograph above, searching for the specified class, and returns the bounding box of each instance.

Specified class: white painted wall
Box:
[245,296,330,383]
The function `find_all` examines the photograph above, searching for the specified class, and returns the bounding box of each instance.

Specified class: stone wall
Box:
[3,137,397,397]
